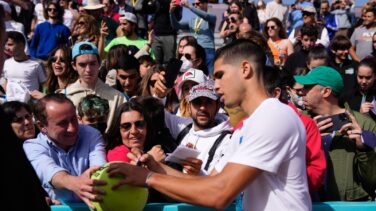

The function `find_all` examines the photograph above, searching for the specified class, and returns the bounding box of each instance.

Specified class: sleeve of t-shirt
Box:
[288,29,296,45]
[164,111,193,139]
[227,108,302,174]
[104,39,117,52]
[23,139,68,189]
[350,30,356,46]
[36,63,46,84]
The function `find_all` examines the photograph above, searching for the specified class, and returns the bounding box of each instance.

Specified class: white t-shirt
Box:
[34,3,46,25]
[265,1,288,26]
[63,9,74,29]
[215,98,311,211]
[5,20,24,33]
[180,120,232,175]
[4,57,46,93]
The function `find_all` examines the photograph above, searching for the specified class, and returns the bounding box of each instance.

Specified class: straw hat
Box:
[83,0,105,10]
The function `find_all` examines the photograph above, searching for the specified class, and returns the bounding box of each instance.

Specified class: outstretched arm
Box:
[107,162,261,210]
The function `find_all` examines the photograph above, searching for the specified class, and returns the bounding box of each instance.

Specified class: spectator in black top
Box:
[149,0,182,65]
[0,7,51,210]
[328,35,358,94]
[342,58,376,121]
[284,24,318,74]
[306,45,329,71]
[240,0,260,31]
[113,55,141,99]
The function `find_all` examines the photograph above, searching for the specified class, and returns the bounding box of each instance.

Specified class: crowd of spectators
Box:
[0,0,376,210]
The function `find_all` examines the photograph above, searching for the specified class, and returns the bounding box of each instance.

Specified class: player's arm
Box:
[108,162,261,210]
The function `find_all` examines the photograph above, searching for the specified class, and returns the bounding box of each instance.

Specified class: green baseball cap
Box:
[294,66,344,95]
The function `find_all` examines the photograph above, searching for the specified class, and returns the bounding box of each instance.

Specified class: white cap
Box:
[302,5,316,14]
[178,68,208,98]
[119,12,137,24]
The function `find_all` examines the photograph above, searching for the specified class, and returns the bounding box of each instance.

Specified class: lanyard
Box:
[132,0,139,7]
[194,17,203,34]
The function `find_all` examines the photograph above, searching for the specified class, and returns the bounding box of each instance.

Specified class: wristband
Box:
[145,172,154,188]
[146,43,152,48]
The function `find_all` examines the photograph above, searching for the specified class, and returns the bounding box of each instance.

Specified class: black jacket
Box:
[0,107,50,210]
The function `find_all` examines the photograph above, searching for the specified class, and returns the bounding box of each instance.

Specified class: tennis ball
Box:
[91,162,149,211]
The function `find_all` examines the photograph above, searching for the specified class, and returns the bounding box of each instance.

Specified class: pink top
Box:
[107,145,131,163]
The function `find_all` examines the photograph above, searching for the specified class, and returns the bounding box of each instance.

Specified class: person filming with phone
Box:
[295,66,376,201]
[170,0,216,75]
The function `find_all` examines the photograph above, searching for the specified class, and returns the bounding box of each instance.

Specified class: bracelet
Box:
[146,43,152,47]
[145,172,154,188]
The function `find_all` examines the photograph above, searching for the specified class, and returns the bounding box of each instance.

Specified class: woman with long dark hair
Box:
[105,101,165,162]
[31,46,78,99]
[264,17,294,67]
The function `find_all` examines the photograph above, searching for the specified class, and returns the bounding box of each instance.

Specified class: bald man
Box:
[236,23,252,39]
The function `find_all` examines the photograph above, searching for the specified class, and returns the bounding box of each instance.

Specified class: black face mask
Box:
[88,122,107,134]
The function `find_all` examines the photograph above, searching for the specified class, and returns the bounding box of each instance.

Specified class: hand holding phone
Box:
[316,113,351,133]
[164,58,182,89]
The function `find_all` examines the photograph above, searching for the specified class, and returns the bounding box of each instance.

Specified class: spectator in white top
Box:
[59,0,79,30]
[350,8,376,61]
[1,1,24,33]
[163,80,232,175]
[265,0,288,27]
[3,31,46,102]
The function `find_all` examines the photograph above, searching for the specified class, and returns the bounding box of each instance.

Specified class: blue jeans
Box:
[205,48,216,77]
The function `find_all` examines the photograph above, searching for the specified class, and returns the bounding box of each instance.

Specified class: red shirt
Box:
[107,145,131,163]
[288,102,326,192]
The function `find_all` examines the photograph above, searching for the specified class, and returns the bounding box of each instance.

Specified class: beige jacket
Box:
[58,79,127,131]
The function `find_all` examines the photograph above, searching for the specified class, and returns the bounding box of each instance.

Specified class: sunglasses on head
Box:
[12,114,33,123]
[51,56,66,63]
[120,120,146,131]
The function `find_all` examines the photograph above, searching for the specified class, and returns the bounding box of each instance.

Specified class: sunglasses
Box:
[48,8,57,12]
[182,53,194,61]
[226,17,238,23]
[12,114,33,123]
[77,21,85,26]
[51,56,66,63]
[120,120,146,131]
[192,2,201,6]
[302,11,314,16]
[149,79,157,87]
[267,25,276,30]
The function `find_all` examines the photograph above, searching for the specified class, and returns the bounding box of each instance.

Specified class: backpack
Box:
[176,123,232,171]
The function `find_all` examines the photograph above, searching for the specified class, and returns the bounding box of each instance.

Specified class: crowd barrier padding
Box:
[50,201,376,211]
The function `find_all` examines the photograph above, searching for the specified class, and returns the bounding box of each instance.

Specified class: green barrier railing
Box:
[51,201,376,211]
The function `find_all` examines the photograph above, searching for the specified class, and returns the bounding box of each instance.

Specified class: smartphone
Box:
[164,58,182,89]
[317,113,351,133]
